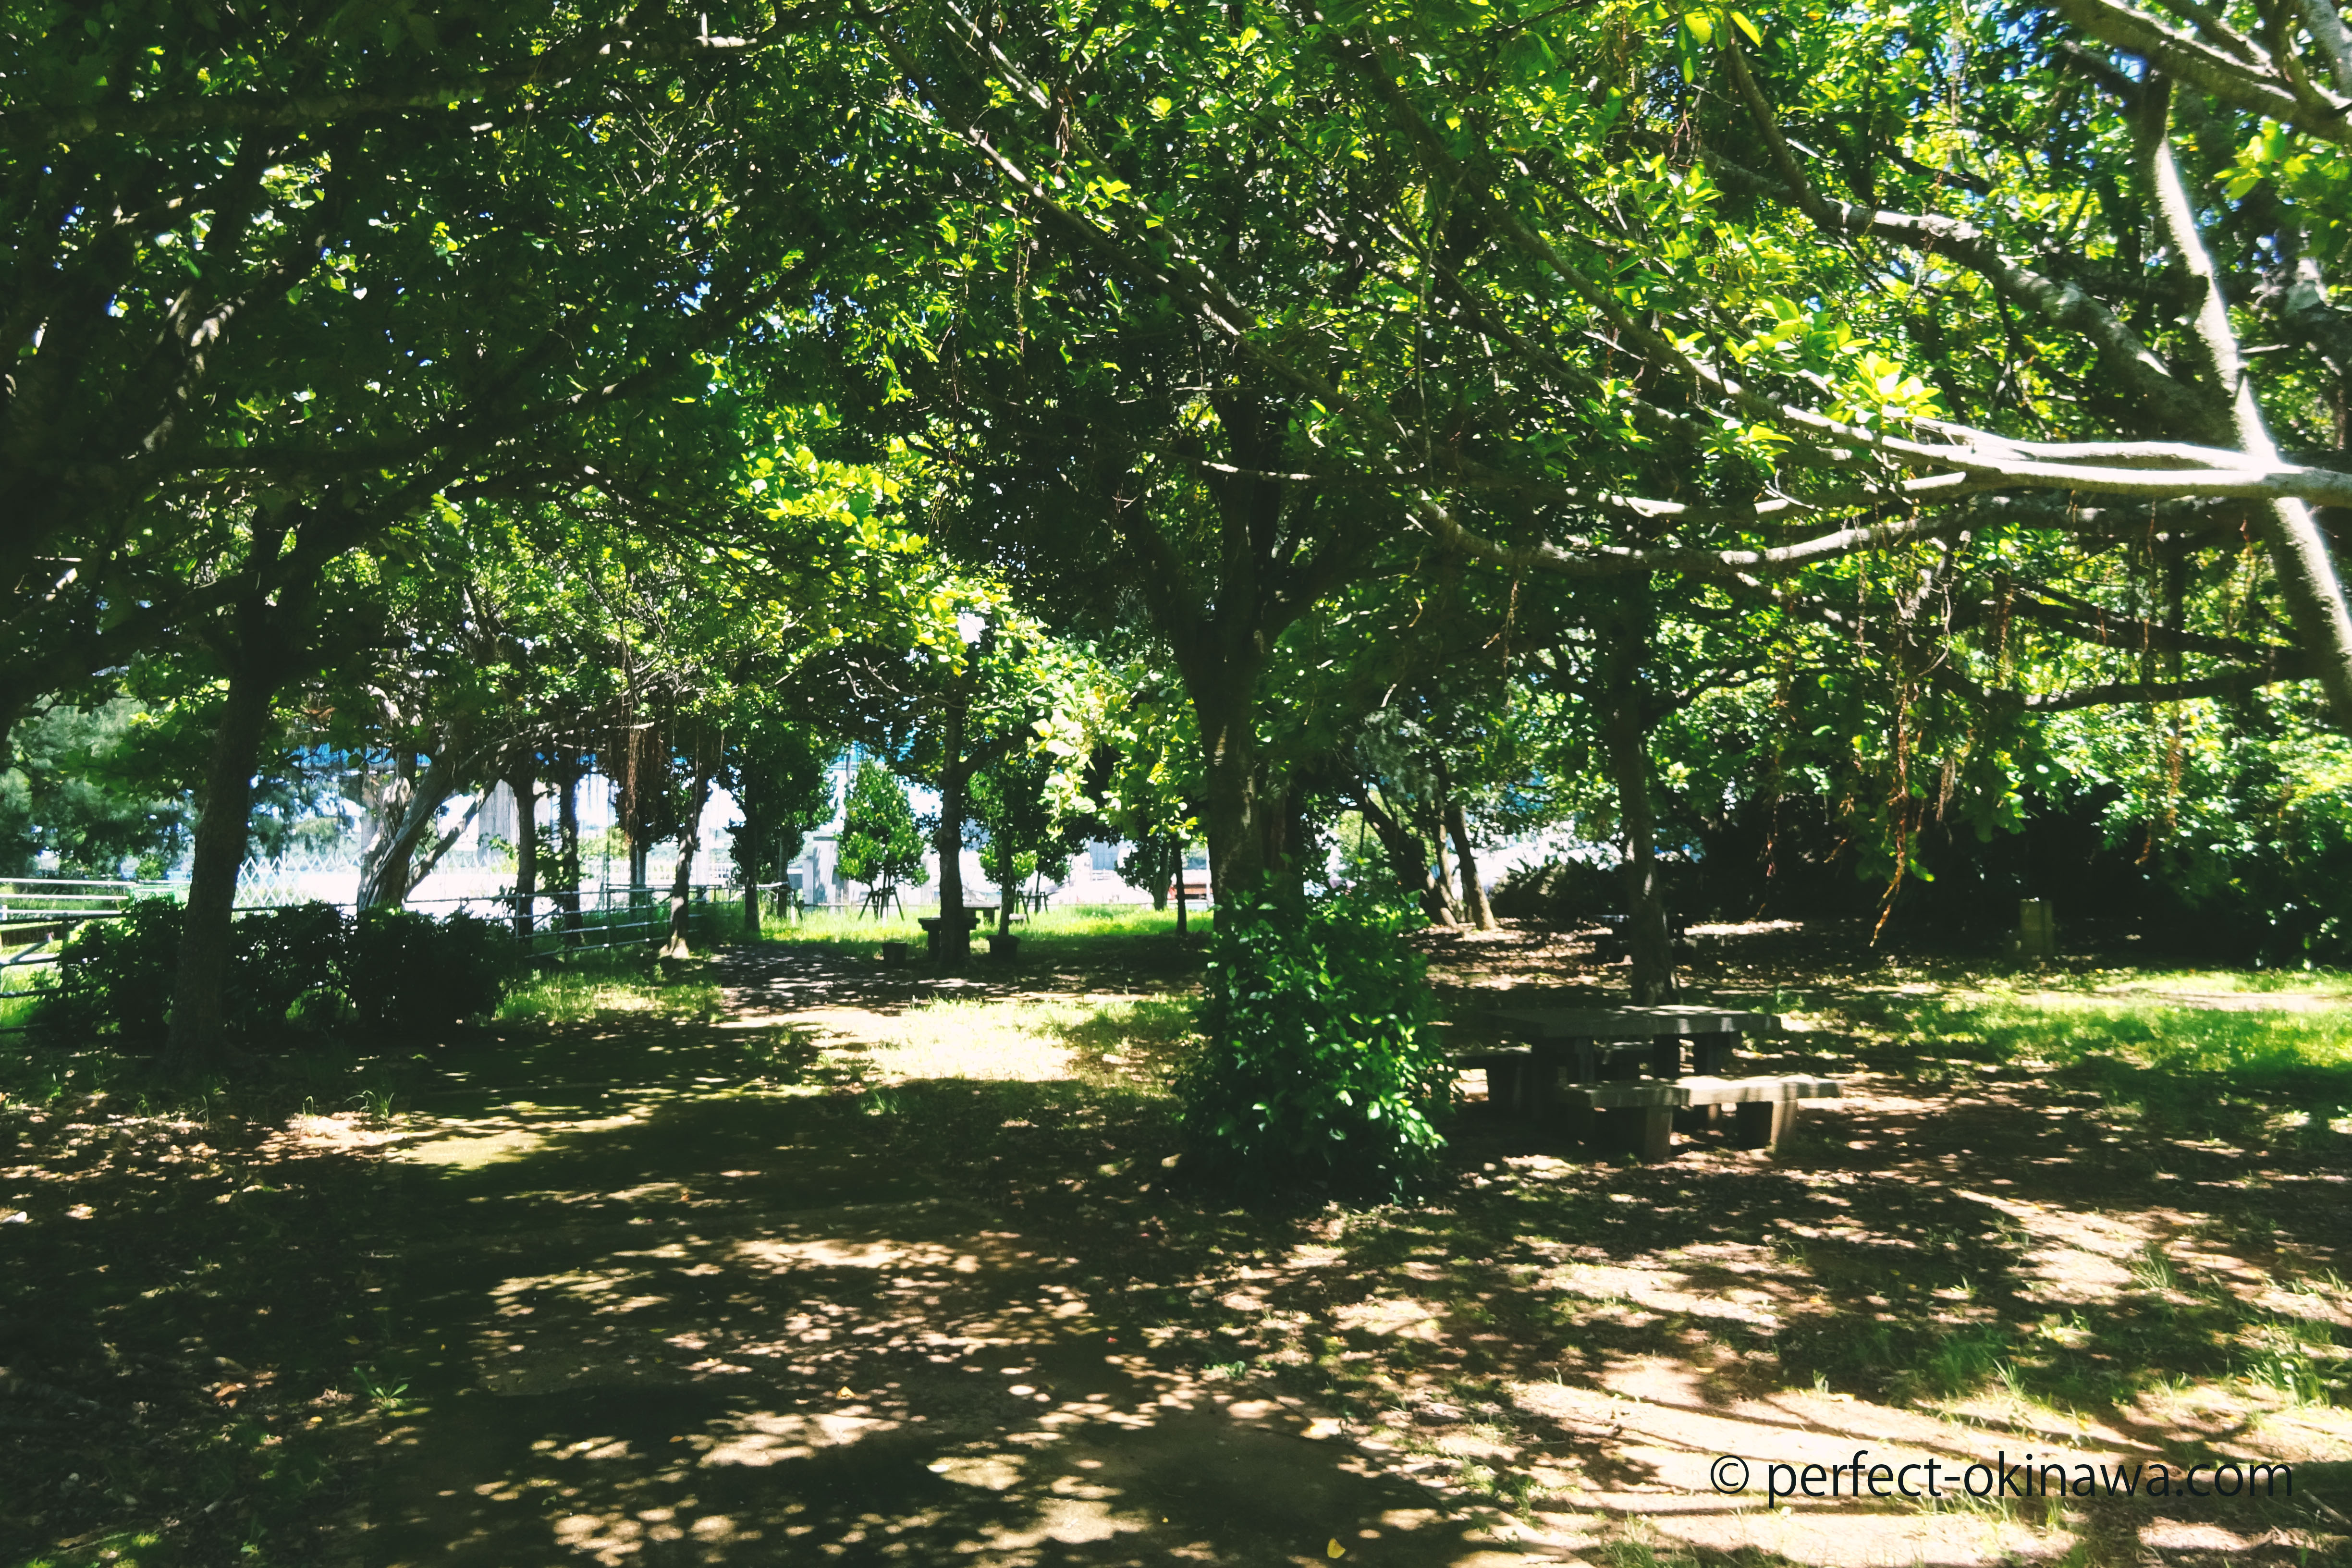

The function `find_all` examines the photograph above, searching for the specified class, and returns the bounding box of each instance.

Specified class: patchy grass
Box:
[493,949,724,1026]
[6,927,2351,1567]
[1835,976,2352,1140]
[0,956,53,1034]
[835,994,1194,1086]
[755,901,1212,960]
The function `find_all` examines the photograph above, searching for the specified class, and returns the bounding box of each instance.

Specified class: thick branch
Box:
[3,25,806,141]
[2021,668,2306,709]
[1700,145,2215,436]
[2143,74,2352,725]
[2301,0,2352,96]
[2055,0,2350,137]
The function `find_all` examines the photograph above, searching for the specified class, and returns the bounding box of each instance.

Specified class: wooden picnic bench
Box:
[1460,1004,1838,1160]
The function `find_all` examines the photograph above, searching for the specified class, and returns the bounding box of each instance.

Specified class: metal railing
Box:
[504,883,741,963]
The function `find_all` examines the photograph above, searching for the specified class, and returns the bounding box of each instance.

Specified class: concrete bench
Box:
[916,908,987,956]
[1456,1047,1541,1114]
[1564,1075,1840,1160]
[1485,1005,1777,1087]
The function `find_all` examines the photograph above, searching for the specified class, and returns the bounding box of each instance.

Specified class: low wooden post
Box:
[2016,898,2056,960]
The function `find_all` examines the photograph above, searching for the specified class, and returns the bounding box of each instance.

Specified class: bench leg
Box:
[1529,1057,1559,1115]
[1649,1034,1685,1079]
[1735,1099,1797,1151]
[1693,1030,1738,1076]
[1591,1106,1675,1161]
[1639,1107,1674,1162]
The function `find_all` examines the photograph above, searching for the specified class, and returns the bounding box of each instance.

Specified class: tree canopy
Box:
[12,0,2352,1048]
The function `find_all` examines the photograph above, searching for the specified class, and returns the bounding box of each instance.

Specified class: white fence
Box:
[1,858,744,974]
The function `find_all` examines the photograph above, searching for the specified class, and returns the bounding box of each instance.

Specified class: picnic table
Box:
[916,907,987,956]
[1464,1004,1838,1159]
[1485,1004,1774,1085]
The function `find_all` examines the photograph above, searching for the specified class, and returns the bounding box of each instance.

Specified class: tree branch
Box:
[2,23,817,141]
[2055,0,2350,136]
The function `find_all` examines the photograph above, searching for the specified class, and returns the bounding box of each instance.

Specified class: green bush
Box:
[1178,881,1449,1199]
[34,899,515,1047]
[36,896,184,1043]
[347,907,511,1032]
[233,903,351,1034]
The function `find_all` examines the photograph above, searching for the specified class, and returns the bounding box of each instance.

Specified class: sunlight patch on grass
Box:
[497,962,723,1025]
[823,994,1195,1086]
[755,903,1208,953]
[1852,981,2352,1140]
[2027,967,2352,1001]
[861,998,1080,1081]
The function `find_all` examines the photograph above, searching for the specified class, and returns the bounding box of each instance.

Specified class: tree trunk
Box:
[166,660,280,1062]
[1188,656,1295,902]
[509,764,538,943]
[935,681,971,967]
[1175,849,1188,933]
[1446,800,1495,930]
[2144,96,2352,730]
[1603,674,1676,1004]
[1428,810,1464,924]
[662,763,715,958]
[994,844,1019,934]
[356,753,464,908]
[1353,786,1456,925]
[557,751,582,941]
[628,841,649,906]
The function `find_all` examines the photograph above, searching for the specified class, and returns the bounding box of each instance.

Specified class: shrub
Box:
[34,900,514,1047]
[1178,881,1449,1199]
[232,903,350,1035]
[36,895,184,1043]
[347,907,512,1033]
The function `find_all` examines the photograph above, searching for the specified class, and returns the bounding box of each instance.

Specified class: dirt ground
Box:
[1,921,2348,1567]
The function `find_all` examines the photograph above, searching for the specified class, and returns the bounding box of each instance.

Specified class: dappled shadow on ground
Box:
[720,937,1206,1024]
[4,926,2350,1566]
[353,1088,1493,1567]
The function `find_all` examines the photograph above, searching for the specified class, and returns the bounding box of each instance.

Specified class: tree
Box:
[837,759,927,916]
[0,2,889,760]
[724,719,834,935]
[1116,833,1182,913]
[972,745,1079,931]
[0,699,194,879]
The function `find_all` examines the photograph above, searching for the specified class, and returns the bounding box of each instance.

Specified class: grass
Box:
[1838,974,2352,1137]
[0,955,52,1032]
[494,948,724,1025]
[831,993,1198,1086]
[753,900,1213,961]
[1763,966,2352,1420]
[9,930,2352,1566]
[2024,965,2352,998]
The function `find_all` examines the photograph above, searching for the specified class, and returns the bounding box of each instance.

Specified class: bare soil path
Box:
[4,924,2349,1567]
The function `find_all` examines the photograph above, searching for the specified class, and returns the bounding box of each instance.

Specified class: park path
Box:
[346,944,1515,1568]
[320,942,2352,1568]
